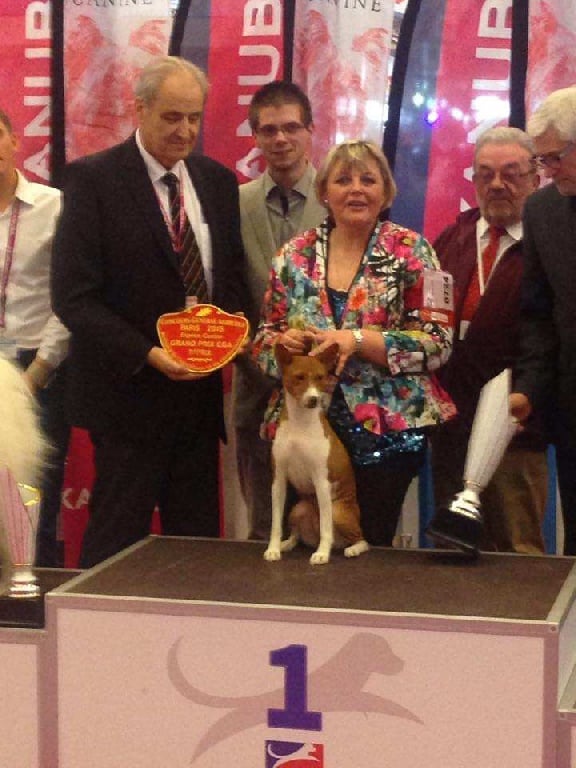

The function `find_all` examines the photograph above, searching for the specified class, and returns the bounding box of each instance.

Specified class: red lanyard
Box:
[156,171,187,253]
[0,198,21,329]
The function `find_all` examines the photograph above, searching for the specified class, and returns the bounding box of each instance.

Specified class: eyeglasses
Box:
[473,167,535,186]
[534,142,576,169]
[255,122,307,139]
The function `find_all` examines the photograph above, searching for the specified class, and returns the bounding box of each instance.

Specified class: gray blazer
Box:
[233,169,326,429]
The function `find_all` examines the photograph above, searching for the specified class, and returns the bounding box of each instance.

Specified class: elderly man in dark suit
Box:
[52,56,248,567]
[510,85,576,555]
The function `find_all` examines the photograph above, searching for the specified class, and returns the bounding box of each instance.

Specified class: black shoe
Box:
[427,505,483,556]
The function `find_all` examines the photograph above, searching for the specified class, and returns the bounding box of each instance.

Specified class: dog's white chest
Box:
[273,420,331,494]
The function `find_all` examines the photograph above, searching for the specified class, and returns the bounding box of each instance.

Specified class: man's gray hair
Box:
[474,126,535,167]
[134,56,209,105]
[527,85,576,142]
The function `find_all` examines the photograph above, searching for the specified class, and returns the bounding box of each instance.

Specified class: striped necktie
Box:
[162,172,209,304]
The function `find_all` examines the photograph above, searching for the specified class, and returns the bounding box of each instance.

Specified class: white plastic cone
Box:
[464,368,517,494]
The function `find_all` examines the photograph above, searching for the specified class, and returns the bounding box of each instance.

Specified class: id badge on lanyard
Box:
[420,269,454,329]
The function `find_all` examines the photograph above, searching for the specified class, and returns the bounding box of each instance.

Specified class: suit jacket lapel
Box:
[186,157,224,302]
[185,158,216,240]
[120,137,181,274]
[244,177,277,268]
[300,171,327,233]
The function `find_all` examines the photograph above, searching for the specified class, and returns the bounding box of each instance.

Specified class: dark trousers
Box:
[236,425,273,540]
[80,407,221,568]
[354,451,425,547]
[554,419,576,556]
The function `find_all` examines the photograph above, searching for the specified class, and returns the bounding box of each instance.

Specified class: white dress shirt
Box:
[135,130,213,300]
[0,171,69,367]
[475,216,522,294]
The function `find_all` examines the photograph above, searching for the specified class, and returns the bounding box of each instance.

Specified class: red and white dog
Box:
[264,343,369,565]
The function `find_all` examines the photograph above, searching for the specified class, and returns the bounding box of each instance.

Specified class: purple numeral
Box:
[268,644,322,731]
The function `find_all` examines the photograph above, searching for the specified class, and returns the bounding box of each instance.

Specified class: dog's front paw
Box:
[310,550,330,565]
[264,547,282,561]
[344,540,370,558]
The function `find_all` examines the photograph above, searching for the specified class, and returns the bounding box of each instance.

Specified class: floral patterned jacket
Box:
[253,219,457,439]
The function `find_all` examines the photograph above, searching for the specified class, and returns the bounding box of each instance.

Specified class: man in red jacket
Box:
[429,126,547,553]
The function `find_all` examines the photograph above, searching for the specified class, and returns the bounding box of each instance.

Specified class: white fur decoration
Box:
[0,354,47,485]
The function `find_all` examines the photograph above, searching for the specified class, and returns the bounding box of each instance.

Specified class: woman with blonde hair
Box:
[254,139,456,546]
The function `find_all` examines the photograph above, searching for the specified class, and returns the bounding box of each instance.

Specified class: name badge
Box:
[420,269,454,328]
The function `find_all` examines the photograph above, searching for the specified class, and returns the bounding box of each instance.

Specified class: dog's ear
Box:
[274,342,292,369]
[314,343,339,371]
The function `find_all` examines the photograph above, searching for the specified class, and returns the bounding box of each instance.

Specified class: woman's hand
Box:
[276,328,316,355]
[310,326,388,375]
[310,328,356,376]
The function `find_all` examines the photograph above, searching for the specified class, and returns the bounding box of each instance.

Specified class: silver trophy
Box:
[0,354,47,597]
[0,467,41,597]
[428,368,517,554]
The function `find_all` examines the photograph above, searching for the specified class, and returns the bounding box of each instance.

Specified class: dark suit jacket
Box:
[515,185,576,434]
[51,136,248,441]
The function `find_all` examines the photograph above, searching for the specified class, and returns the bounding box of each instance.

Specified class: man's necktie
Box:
[461,225,506,322]
[162,172,209,304]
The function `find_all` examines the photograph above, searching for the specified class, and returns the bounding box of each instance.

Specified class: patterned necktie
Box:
[461,225,506,321]
[162,172,209,304]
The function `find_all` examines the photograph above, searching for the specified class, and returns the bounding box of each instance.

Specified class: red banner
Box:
[293,0,395,168]
[526,0,576,115]
[422,1,513,243]
[0,1,53,184]
[62,0,172,162]
[200,0,284,181]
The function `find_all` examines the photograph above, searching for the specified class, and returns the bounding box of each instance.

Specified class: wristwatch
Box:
[352,328,363,353]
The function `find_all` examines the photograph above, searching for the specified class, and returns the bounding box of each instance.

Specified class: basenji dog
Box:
[264,343,369,565]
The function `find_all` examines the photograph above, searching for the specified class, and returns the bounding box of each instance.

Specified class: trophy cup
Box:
[0,466,41,598]
[427,368,518,555]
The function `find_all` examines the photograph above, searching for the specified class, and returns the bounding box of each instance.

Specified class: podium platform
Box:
[45,537,576,768]
[0,569,81,768]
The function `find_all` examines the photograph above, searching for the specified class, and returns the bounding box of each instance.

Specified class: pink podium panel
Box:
[45,538,576,767]
[0,634,42,768]
[0,568,82,768]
